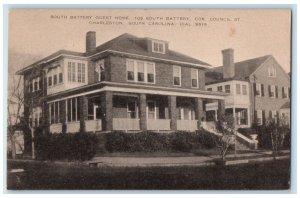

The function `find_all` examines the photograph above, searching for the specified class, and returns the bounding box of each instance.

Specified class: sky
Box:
[8,9,291,72]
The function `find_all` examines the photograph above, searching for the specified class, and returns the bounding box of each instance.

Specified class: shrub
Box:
[104,130,216,153]
[35,128,98,161]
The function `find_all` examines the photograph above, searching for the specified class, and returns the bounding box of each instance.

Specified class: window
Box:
[32,107,42,127]
[152,40,165,54]
[59,73,63,83]
[49,102,60,124]
[147,101,156,119]
[207,88,212,91]
[225,85,230,93]
[269,85,275,98]
[127,100,137,119]
[48,76,52,86]
[282,87,288,98]
[71,62,76,82]
[240,110,247,125]
[271,110,277,119]
[268,65,276,77]
[78,63,82,82]
[53,74,57,85]
[68,62,72,82]
[77,63,85,83]
[66,98,80,122]
[137,62,145,82]
[236,84,241,94]
[191,69,198,88]
[34,80,38,91]
[178,107,195,120]
[256,110,262,125]
[255,83,261,96]
[147,63,155,83]
[126,59,156,83]
[217,86,223,92]
[173,66,181,86]
[242,84,247,95]
[126,60,135,81]
[95,59,105,81]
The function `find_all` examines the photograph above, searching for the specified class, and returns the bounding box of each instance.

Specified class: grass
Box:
[7,159,290,190]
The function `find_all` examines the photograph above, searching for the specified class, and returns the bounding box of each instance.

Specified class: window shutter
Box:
[261,84,264,97]
[268,85,271,97]
[262,110,265,125]
[254,110,257,121]
[288,87,291,98]
[253,83,256,96]
[275,86,278,98]
[282,87,284,98]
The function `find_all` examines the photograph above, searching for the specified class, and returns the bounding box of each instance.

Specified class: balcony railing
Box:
[113,118,140,131]
[147,119,171,131]
[85,119,102,132]
[50,123,62,133]
[177,120,198,131]
[67,122,80,133]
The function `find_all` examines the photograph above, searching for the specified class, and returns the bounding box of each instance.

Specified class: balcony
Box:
[67,122,80,133]
[85,119,102,132]
[177,120,198,132]
[147,119,171,131]
[112,118,140,131]
[50,123,62,133]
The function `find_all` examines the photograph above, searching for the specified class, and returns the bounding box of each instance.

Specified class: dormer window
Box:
[152,40,165,54]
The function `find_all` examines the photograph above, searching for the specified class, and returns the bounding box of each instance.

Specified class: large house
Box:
[16,32,227,145]
[205,49,290,128]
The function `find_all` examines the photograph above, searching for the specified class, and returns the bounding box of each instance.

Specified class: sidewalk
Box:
[87,150,290,167]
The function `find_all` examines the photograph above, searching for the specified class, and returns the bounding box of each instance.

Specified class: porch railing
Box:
[147,119,171,131]
[50,123,62,133]
[85,119,102,132]
[113,118,140,131]
[67,122,80,133]
[177,120,198,131]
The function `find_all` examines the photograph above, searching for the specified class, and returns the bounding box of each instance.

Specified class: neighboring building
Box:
[16,31,227,147]
[205,48,290,128]
[279,101,290,127]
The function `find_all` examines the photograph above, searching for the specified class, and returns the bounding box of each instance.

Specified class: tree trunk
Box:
[10,135,16,159]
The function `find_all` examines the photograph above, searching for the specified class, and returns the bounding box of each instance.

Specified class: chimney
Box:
[86,31,96,53]
[222,48,235,79]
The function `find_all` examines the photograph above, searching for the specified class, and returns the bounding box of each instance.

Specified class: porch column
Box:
[139,93,147,131]
[195,98,204,130]
[79,96,88,132]
[101,91,113,131]
[59,100,67,133]
[168,95,177,130]
[217,99,225,121]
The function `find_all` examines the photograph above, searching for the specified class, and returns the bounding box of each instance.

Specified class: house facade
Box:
[205,48,290,128]
[17,32,227,142]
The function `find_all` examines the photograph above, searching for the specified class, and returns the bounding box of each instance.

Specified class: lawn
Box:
[7,159,290,190]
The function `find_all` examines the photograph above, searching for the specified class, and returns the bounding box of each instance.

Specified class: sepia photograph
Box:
[6,8,292,190]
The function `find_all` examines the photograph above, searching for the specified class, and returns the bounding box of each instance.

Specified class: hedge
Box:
[104,130,216,153]
[35,129,98,161]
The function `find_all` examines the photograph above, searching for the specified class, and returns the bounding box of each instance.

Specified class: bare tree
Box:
[7,75,24,159]
[212,115,235,163]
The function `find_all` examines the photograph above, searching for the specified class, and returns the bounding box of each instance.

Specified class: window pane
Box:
[217,86,223,92]
[53,74,57,85]
[148,74,154,83]
[67,99,71,122]
[158,43,163,52]
[191,69,197,79]
[128,101,136,112]
[154,43,159,51]
[174,76,180,85]
[242,85,247,95]
[78,63,82,82]
[137,62,144,82]
[225,85,230,93]
[236,84,241,94]
[48,76,52,86]
[127,60,134,71]
[147,63,154,73]
[192,79,198,87]
[127,71,134,81]
[173,66,180,77]
[59,73,63,83]
[72,62,76,82]
[68,62,71,81]
[138,73,144,82]
[82,64,85,83]
[34,81,38,91]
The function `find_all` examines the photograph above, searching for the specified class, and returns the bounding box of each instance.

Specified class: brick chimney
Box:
[86,31,96,53]
[222,48,235,79]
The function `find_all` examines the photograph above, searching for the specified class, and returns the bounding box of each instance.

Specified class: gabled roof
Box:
[17,33,211,75]
[205,55,271,84]
[280,101,290,109]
